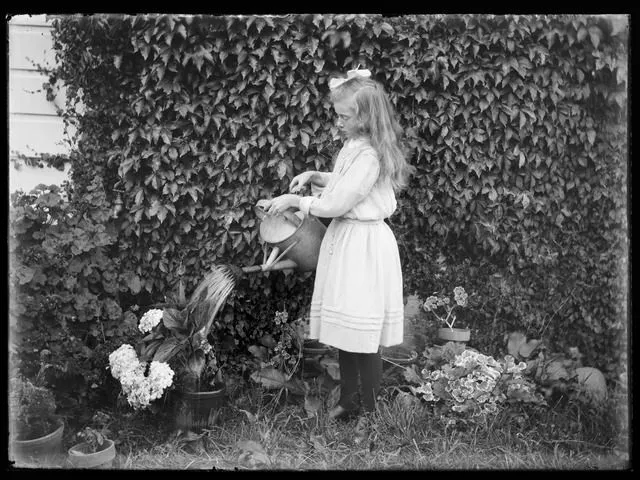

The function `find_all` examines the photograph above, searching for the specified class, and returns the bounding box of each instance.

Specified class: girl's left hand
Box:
[264,194,300,215]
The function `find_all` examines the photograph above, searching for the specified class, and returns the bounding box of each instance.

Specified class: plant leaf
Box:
[304,395,322,418]
[152,337,186,363]
[162,308,185,331]
[248,345,268,361]
[250,366,289,389]
[319,357,340,380]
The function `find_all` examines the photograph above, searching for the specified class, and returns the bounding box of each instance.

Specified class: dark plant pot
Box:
[68,439,116,469]
[302,339,330,356]
[177,385,227,432]
[437,327,471,343]
[10,417,64,465]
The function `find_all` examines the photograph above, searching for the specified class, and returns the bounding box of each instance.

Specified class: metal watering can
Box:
[240,206,327,274]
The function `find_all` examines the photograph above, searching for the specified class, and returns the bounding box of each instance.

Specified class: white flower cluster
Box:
[108,344,174,410]
[138,308,163,333]
[108,344,139,380]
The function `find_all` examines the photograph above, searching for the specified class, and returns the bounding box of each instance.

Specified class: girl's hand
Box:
[289,171,314,193]
[256,198,272,211]
[259,194,301,216]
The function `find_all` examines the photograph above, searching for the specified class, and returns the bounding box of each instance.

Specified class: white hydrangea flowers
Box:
[138,308,163,333]
[108,344,174,410]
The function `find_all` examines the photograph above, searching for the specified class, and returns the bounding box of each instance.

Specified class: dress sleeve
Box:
[299,148,380,218]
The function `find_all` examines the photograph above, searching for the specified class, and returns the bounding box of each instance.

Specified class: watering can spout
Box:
[241,258,298,274]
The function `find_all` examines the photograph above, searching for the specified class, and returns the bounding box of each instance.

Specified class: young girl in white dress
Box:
[258,68,414,434]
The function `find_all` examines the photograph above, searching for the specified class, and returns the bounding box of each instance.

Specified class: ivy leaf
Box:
[300,131,310,148]
[276,162,287,179]
[577,26,588,42]
[587,129,596,145]
[157,206,168,223]
[588,26,602,49]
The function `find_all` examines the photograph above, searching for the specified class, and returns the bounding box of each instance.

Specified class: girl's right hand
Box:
[289,171,314,193]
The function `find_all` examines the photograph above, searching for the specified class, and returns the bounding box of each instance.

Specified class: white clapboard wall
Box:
[9,14,73,193]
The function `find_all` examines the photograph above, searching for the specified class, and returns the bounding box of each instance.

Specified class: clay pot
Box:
[68,439,116,469]
[11,417,64,466]
[437,327,471,343]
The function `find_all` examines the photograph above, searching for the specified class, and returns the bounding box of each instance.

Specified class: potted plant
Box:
[422,286,471,343]
[109,266,236,427]
[67,412,116,469]
[9,369,64,466]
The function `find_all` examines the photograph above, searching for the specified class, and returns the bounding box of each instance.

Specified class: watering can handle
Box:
[281,209,303,227]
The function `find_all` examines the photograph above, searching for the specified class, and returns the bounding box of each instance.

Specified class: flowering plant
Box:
[108,344,175,410]
[109,266,237,409]
[404,342,546,417]
[422,286,470,330]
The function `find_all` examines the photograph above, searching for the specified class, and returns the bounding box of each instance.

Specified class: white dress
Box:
[298,137,404,353]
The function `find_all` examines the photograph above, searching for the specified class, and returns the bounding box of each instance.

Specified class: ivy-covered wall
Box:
[10,14,628,409]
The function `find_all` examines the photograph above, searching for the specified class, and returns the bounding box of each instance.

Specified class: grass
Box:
[95,380,629,470]
[10,364,630,471]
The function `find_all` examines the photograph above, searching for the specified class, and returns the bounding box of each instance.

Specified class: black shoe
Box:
[354,415,370,444]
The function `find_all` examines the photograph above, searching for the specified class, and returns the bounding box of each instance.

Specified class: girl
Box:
[257,69,414,436]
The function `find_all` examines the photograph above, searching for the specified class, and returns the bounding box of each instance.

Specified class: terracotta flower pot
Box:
[382,345,416,366]
[437,327,471,343]
[11,417,64,465]
[68,438,116,469]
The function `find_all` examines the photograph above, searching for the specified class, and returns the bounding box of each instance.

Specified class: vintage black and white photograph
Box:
[8,12,630,470]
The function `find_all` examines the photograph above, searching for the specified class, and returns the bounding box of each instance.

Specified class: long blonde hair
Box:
[330,76,415,191]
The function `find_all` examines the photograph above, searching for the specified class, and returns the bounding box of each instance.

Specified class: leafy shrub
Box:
[10,14,626,413]
[9,177,140,411]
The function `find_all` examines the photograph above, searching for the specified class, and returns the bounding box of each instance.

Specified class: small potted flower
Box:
[67,412,116,469]
[9,369,65,466]
[423,286,471,343]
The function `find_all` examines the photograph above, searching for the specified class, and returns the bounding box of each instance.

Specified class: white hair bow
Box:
[328,67,372,90]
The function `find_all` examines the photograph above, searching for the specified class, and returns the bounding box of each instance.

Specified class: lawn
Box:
[11,373,629,471]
